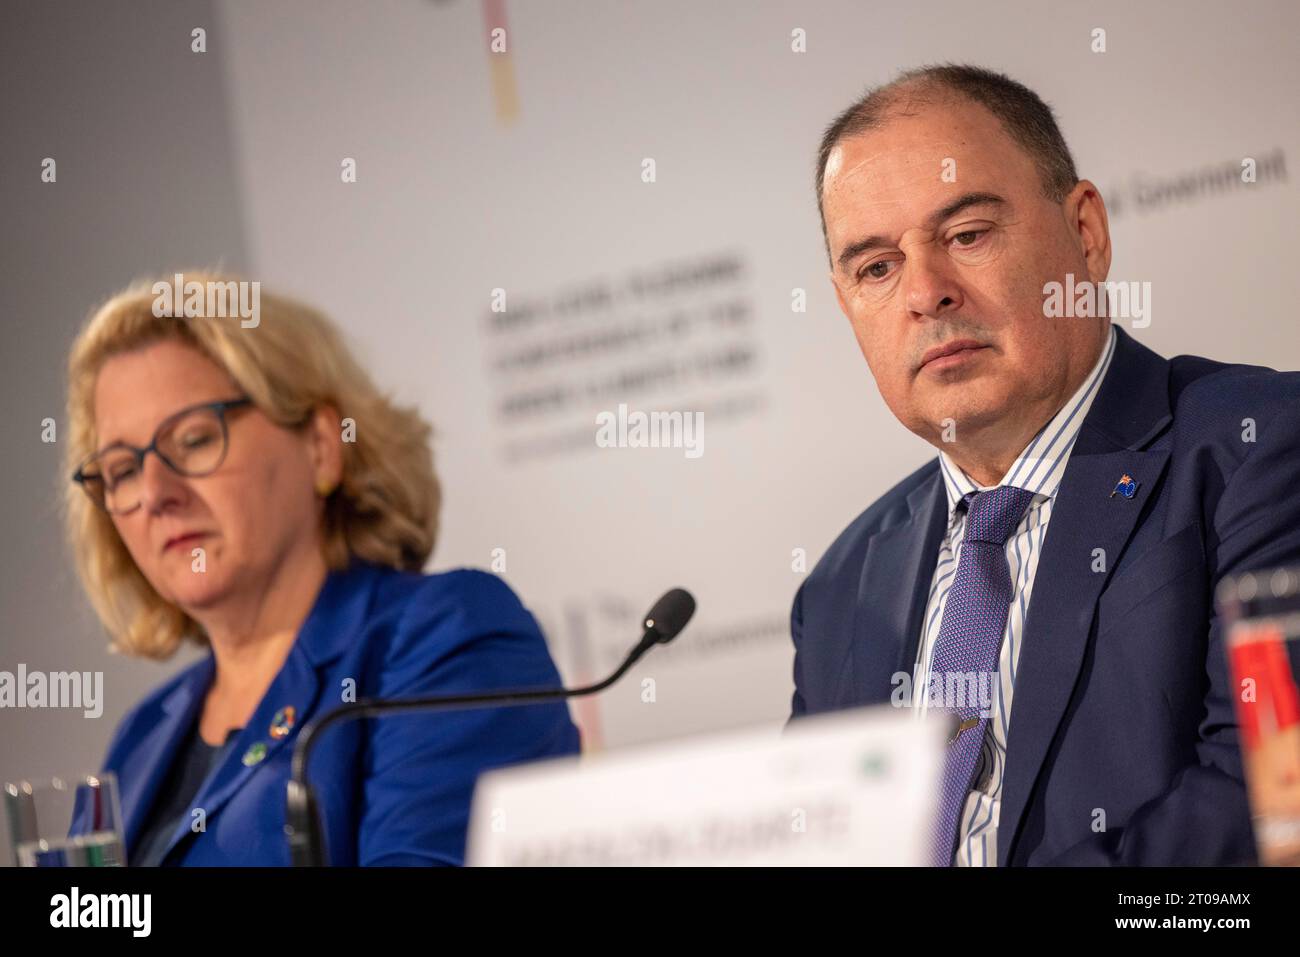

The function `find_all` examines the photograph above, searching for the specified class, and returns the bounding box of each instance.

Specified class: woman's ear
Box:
[306,403,345,494]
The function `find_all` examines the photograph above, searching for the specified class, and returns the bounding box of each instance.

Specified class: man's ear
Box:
[306,403,345,489]
[1068,179,1112,284]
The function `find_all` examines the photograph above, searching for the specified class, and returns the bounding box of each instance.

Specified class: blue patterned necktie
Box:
[928,485,1036,866]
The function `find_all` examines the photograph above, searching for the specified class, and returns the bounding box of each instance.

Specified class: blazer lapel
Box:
[152,561,383,863]
[849,468,948,708]
[997,325,1173,865]
[120,654,214,855]
[151,644,326,861]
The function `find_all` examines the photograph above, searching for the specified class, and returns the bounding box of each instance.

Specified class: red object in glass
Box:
[1229,623,1300,749]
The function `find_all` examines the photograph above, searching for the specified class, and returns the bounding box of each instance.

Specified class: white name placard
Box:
[468,704,946,866]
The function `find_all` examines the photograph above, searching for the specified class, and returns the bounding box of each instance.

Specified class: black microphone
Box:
[284,587,695,866]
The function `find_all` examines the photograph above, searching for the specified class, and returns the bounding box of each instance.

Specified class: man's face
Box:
[821,95,1108,449]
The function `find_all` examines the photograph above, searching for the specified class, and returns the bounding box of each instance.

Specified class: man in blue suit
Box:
[793,64,1300,865]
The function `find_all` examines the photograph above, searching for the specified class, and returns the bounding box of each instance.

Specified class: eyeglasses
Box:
[72,398,253,515]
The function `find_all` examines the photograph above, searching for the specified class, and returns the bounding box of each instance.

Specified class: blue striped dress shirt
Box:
[911,323,1117,866]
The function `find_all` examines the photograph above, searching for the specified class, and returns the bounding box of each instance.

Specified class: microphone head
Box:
[643,588,696,644]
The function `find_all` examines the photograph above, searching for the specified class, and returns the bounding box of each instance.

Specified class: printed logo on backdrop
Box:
[482,252,765,463]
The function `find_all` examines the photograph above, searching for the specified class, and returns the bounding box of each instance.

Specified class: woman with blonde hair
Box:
[65,272,579,865]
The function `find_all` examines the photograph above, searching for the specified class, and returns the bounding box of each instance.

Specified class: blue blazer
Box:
[99,563,581,865]
[790,324,1300,865]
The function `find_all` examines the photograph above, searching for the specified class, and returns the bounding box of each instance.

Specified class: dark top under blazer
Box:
[131,725,238,866]
[789,323,1300,865]
[100,562,581,865]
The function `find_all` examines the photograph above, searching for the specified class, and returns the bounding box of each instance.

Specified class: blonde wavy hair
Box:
[65,272,440,660]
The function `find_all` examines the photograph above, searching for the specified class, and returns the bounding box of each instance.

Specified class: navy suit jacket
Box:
[98,562,580,865]
[790,324,1300,865]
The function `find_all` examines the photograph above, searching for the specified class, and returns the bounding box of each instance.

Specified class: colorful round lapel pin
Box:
[269,705,296,740]
[241,742,268,767]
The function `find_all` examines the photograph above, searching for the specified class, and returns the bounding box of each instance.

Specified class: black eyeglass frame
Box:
[71,397,254,514]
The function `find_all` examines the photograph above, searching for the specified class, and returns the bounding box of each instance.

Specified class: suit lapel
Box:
[997,325,1173,865]
[850,468,948,708]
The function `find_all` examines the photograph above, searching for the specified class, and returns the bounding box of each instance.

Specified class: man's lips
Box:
[163,532,209,553]
[919,339,989,370]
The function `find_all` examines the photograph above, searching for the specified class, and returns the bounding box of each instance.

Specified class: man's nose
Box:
[903,244,964,318]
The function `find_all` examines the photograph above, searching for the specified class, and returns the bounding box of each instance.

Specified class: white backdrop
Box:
[211,0,1300,750]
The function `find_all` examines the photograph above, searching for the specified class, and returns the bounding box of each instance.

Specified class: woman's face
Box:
[92,339,332,615]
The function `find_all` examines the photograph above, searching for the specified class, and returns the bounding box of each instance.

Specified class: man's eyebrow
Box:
[835,191,1009,272]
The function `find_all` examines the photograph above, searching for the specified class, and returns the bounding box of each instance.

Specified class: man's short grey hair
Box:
[815,63,1080,264]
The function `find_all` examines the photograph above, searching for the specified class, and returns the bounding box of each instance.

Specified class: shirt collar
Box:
[937,323,1117,522]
